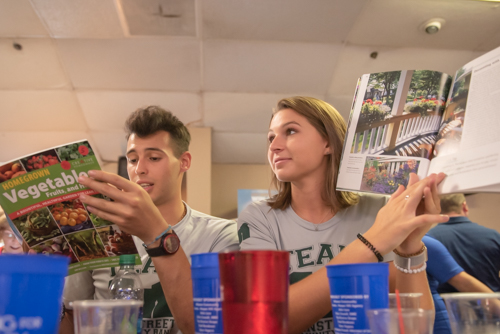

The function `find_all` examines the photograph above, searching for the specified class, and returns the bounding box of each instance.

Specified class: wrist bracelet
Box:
[394,245,427,270]
[394,261,427,274]
[357,233,384,262]
[393,243,426,257]
[142,226,172,249]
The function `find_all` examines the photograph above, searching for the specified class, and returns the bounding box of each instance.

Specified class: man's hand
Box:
[78,170,168,243]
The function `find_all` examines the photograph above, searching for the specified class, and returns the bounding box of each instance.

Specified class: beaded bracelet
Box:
[357,233,384,262]
[393,243,426,258]
[394,261,427,274]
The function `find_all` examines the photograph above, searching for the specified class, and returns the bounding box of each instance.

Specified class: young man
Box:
[428,193,500,293]
[64,106,238,334]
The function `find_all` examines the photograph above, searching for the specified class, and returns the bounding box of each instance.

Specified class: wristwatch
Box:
[145,230,181,257]
[394,246,428,270]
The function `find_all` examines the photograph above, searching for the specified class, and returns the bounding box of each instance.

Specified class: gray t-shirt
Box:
[64,203,239,334]
[237,193,389,334]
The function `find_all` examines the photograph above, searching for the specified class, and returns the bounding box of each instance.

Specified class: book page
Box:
[337,70,451,195]
[433,46,500,159]
[0,140,140,275]
[428,46,500,194]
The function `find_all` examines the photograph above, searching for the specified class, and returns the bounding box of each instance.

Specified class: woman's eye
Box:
[286,128,297,135]
[268,135,275,143]
[150,157,161,161]
[128,158,137,163]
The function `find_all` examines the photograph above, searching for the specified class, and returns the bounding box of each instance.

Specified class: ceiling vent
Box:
[120,0,196,37]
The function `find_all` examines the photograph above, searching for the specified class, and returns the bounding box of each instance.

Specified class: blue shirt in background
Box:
[423,235,463,334]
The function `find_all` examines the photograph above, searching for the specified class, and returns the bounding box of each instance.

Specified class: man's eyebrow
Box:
[126,147,165,155]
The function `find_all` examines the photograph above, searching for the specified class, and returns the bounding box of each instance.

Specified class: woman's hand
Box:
[397,172,446,254]
[363,173,449,255]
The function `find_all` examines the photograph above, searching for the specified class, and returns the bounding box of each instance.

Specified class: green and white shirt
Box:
[237,193,389,334]
[64,204,239,334]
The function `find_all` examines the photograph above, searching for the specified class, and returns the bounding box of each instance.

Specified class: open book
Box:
[0,140,139,275]
[337,46,500,195]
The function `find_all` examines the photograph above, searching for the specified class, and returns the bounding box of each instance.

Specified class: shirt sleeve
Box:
[210,221,240,253]
[423,235,463,284]
[63,270,96,309]
[237,202,279,251]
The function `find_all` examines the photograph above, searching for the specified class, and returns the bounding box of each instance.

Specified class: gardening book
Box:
[337,46,500,195]
[0,140,140,275]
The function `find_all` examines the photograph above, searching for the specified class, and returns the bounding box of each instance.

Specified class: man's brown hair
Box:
[267,96,359,212]
[440,193,466,215]
[125,105,191,157]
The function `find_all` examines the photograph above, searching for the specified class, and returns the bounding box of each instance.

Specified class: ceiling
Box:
[0,0,499,164]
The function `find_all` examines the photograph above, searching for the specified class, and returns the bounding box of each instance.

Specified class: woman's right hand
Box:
[363,173,449,255]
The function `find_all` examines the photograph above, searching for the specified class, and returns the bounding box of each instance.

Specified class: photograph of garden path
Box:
[350,70,451,160]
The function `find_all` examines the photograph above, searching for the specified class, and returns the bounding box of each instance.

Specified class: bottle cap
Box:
[119,254,137,266]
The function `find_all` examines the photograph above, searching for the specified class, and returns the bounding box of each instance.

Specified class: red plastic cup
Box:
[218,250,290,334]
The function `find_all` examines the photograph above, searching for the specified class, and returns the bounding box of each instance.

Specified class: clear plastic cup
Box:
[72,300,143,334]
[366,308,434,334]
[441,293,500,334]
[389,293,422,309]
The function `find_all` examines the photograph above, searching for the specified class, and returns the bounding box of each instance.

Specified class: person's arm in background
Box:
[448,272,494,293]
[59,271,96,334]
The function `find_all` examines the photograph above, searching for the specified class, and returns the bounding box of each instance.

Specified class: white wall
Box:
[465,193,500,233]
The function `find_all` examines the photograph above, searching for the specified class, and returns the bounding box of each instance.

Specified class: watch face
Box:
[162,233,180,254]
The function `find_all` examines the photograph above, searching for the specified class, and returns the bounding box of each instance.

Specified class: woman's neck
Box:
[290,178,336,224]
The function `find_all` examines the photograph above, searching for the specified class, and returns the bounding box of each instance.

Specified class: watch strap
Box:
[393,245,428,270]
[145,230,180,257]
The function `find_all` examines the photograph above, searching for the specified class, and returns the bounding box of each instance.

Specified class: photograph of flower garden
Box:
[360,157,420,195]
[433,67,471,158]
[350,70,451,160]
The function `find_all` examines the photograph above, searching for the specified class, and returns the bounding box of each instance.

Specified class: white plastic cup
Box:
[72,300,143,334]
[441,293,500,334]
[389,293,422,309]
[366,308,434,334]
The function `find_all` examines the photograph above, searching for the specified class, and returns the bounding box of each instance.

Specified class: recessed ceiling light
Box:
[420,18,446,35]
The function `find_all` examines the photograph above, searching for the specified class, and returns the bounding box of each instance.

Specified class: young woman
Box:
[238,96,448,334]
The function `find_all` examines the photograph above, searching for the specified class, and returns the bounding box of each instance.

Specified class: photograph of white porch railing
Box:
[352,111,441,158]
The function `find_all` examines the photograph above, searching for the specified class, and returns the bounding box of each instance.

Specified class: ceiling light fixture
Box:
[420,18,445,35]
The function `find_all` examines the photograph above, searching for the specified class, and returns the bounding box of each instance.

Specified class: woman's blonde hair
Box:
[268,96,359,211]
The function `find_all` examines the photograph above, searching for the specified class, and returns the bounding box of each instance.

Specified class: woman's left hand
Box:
[397,172,446,254]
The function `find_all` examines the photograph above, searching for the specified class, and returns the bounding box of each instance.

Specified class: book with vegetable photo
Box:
[0,140,140,275]
[337,46,500,195]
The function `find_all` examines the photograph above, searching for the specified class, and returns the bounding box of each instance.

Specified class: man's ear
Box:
[180,151,192,172]
[462,201,469,217]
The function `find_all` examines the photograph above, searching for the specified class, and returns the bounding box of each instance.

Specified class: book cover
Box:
[0,140,140,275]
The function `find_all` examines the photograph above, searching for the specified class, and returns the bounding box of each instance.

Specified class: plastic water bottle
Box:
[109,254,144,334]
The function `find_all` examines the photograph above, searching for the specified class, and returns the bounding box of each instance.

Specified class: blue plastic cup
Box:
[191,253,223,334]
[0,254,69,334]
[326,263,389,333]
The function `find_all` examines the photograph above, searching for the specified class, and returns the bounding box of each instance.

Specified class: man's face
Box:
[2,227,23,254]
[126,131,184,207]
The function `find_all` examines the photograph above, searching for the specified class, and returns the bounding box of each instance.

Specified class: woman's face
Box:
[268,108,330,183]
[2,227,23,254]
